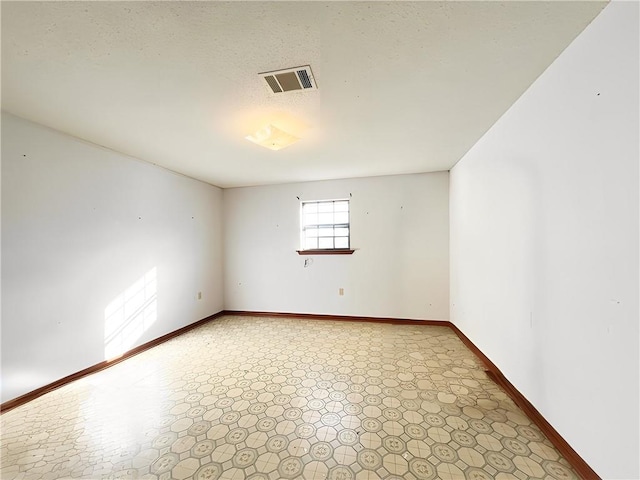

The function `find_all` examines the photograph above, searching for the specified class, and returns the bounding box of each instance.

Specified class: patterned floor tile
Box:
[1,316,579,479]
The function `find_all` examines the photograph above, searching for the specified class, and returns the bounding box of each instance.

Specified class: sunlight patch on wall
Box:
[104,268,157,360]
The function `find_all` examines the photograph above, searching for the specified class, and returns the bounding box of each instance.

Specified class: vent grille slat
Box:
[297,69,312,89]
[264,75,282,93]
[275,72,302,92]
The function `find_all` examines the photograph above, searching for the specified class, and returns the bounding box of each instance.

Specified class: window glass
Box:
[334,201,349,212]
[335,237,349,249]
[335,212,349,224]
[318,237,333,249]
[318,212,333,224]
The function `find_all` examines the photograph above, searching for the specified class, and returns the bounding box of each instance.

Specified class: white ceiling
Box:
[2,1,607,188]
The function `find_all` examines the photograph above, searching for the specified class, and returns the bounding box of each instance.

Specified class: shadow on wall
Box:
[104,267,158,360]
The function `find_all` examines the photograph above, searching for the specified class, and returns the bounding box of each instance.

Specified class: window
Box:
[299,199,353,254]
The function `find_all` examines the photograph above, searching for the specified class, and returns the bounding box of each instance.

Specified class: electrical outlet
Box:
[339,288,344,296]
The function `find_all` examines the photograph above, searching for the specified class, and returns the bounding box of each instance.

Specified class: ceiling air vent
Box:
[259,65,317,95]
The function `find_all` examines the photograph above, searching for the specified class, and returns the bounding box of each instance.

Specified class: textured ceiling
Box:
[2,1,607,188]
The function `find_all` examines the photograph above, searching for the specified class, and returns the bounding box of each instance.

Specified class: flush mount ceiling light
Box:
[259,65,317,95]
[245,124,300,151]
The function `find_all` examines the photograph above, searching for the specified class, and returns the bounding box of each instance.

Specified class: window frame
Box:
[297,199,355,255]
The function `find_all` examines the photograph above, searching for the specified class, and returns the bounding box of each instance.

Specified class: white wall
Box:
[1,112,224,403]
[450,3,639,478]
[224,173,449,320]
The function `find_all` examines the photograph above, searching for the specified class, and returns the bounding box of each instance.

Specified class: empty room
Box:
[1,1,638,480]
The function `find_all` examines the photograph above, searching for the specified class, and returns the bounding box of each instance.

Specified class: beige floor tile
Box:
[1,316,580,480]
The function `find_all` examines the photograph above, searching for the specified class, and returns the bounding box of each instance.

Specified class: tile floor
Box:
[1,315,579,480]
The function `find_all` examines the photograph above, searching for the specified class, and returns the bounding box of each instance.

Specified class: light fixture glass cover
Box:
[245,124,299,151]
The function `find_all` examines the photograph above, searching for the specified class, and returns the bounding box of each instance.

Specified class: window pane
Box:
[335,227,349,237]
[319,227,333,237]
[335,212,348,224]
[334,201,349,212]
[304,213,318,226]
[305,238,318,250]
[335,237,349,248]
[305,228,318,237]
[318,237,333,249]
[318,202,333,213]
[303,203,317,213]
[318,213,333,224]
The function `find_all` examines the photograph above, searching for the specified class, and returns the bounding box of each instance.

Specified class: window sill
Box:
[297,249,355,255]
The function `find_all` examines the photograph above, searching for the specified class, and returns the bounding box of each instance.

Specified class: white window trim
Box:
[298,199,354,255]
